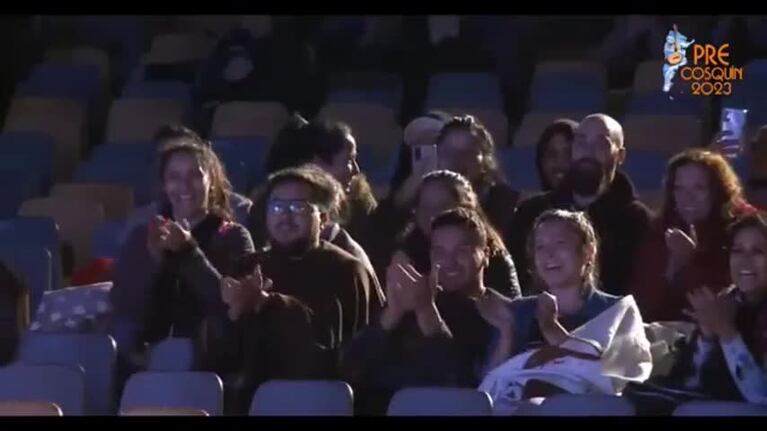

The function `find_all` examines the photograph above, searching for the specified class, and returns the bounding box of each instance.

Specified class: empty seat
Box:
[673,400,767,416]
[104,98,186,144]
[120,406,209,416]
[211,138,270,193]
[0,131,57,192]
[17,332,117,415]
[145,32,215,66]
[0,246,52,319]
[622,114,702,153]
[529,61,607,112]
[91,220,127,260]
[249,380,354,416]
[512,112,588,148]
[0,217,62,291]
[74,160,155,207]
[0,166,46,217]
[44,46,111,88]
[90,141,159,164]
[148,338,196,372]
[0,400,63,416]
[210,101,289,140]
[16,63,101,110]
[620,149,670,191]
[51,183,135,220]
[626,92,707,117]
[499,146,540,190]
[387,387,493,416]
[633,60,665,96]
[527,393,636,416]
[122,80,192,110]
[0,363,85,416]
[120,371,223,416]
[3,96,86,180]
[427,73,504,110]
[18,196,105,270]
[327,71,403,110]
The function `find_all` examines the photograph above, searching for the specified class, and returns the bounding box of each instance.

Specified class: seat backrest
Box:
[427,73,503,110]
[0,217,62,291]
[249,380,354,416]
[623,114,702,153]
[210,101,289,140]
[0,363,85,415]
[105,98,186,144]
[620,149,670,192]
[534,394,636,416]
[44,46,111,92]
[500,146,540,190]
[120,406,209,416]
[52,183,135,220]
[146,32,214,65]
[673,400,767,416]
[317,102,402,156]
[387,387,493,416]
[91,220,128,260]
[0,400,63,416]
[633,60,665,95]
[19,196,105,270]
[17,332,117,415]
[3,96,86,180]
[0,246,52,319]
[0,131,56,189]
[512,111,589,148]
[120,371,223,416]
[148,338,196,372]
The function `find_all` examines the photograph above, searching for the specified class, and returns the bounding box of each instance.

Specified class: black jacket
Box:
[506,170,651,296]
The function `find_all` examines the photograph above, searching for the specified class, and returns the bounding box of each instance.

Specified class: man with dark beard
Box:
[201,165,383,414]
[506,114,651,296]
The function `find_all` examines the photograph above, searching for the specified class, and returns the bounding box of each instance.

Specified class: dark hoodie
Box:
[506,170,652,296]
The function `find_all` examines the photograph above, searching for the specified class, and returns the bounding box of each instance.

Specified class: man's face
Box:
[569,117,625,196]
[266,180,323,252]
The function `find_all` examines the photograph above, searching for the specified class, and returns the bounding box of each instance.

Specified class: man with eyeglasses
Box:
[202,165,383,413]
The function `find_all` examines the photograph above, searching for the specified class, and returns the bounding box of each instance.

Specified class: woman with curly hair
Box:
[629,148,757,322]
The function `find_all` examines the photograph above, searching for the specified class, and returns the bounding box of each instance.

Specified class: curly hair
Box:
[436,114,508,189]
[661,148,746,226]
[402,170,507,258]
[526,209,600,293]
[431,207,492,255]
[157,140,233,221]
[264,164,342,215]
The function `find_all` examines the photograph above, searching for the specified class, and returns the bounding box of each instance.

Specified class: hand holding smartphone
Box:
[411,144,439,176]
[718,107,748,159]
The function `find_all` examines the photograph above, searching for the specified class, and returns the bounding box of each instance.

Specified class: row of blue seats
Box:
[5,333,767,416]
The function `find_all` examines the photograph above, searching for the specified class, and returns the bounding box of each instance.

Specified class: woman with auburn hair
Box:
[629,148,756,322]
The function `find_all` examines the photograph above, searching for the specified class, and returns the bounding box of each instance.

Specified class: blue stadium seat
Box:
[0,217,62,291]
[89,142,159,165]
[529,393,636,416]
[621,149,670,192]
[212,137,271,189]
[673,400,767,416]
[0,363,85,416]
[75,161,155,206]
[17,63,101,109]
[530,72,607,112]
[499,146,540,191]
[0,246,52,317]
[0,132,56,191]
[74,16,145,85]
[148,338,196,372]
[17,332,118,415]
[122,80,192,105]
[91,220,127,259]
[120,371,223,416]
[249,380,354,416]
[427,73,504,110]
[328,72,403,110]
[357,144,398,187]
[387,387,493,416]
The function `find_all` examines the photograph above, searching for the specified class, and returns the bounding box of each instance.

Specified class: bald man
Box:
[506,114,651,296]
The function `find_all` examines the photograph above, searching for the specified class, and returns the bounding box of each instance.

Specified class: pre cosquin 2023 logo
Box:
[663,24,745,97]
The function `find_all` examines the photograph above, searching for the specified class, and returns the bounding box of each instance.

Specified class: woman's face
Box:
[415,181,458,236]
[438,130,483,182]
[163,151,210,221]
[541,133,572,189]
[533,220,587,291]
[321,132,360,192]
[673,163,714,225]
[430,224,486,293]
[730,226,767,301]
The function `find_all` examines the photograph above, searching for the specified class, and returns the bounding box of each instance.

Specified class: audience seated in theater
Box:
[109,139,254,368]
[122,125,253,240]
[507,114,651,296]
[657,213,767,407]
[341,208,521,414]
[536,119,577,192]
[630,149,756,322]
[250,115,377,252]
[380,170,521,299]
[203,166,384,413]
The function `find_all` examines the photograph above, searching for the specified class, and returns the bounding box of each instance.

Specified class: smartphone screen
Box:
[411,145,438,173]
[720,108,748,159]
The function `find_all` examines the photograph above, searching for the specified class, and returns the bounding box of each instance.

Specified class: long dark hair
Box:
[535,118,577,191]
[157,140,233,221]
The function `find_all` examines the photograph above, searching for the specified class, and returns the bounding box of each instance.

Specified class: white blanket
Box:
[479,295,653,405]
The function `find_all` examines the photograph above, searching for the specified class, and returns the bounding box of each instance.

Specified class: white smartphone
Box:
[720,107,748,159]
[411,144,439,173]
